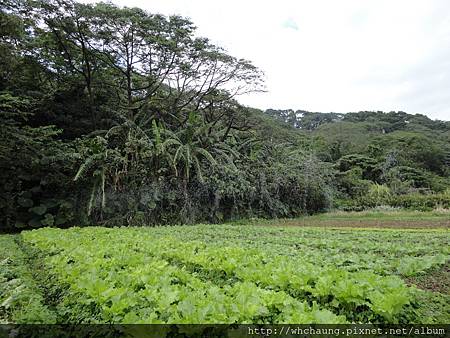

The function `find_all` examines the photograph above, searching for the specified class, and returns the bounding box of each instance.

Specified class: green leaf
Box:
[29,218,41,228]
[41,214,54,226]
[29,205,47,216]
[18,197,33,208]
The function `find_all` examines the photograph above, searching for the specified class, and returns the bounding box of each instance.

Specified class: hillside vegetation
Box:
[266,109,450,211]
[1,0,449,232]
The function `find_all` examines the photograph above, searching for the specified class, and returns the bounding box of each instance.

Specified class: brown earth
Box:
[405,263,450,294]
[264,219,450,229]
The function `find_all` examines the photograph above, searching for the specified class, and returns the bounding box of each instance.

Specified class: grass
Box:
[231,209,450,229]
[309,209,450,220]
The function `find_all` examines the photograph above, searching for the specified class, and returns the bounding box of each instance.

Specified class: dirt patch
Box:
[405,263,450,294]
[264,219,450,229]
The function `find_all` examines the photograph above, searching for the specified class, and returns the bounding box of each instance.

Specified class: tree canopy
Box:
[0,0,334,230]
[1,0,448,231]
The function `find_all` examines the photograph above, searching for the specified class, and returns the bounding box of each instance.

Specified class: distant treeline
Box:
[265,109,450,210]
[266,109,450,132]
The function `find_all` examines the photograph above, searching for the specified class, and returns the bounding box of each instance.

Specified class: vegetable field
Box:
[1,224,449,325]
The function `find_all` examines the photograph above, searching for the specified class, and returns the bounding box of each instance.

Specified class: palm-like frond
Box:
[193,156,203,182]
[74,153,105,181]
[100,169,106,208]
[87,181,98,216]
[196,147,217,166]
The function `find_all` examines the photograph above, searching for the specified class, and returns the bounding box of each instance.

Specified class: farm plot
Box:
[146,225,449,277]
[1,224,449,325]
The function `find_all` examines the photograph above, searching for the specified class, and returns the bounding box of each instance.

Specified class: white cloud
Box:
[79,0,450,121]
[282,18,299,31]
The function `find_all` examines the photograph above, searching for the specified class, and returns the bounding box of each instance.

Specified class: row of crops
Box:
[0,236,56,323]
[9,225,447,324]
[145,225,449,276]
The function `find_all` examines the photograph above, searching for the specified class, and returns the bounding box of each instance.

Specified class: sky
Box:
[81,0,450,121]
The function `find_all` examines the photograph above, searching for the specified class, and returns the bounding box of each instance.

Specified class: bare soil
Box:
[265,219,450,229]
[405,263,450,294]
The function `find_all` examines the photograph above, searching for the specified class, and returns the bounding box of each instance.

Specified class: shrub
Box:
[390,193,450,211]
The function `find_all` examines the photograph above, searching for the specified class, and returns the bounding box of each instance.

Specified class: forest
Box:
[2,0,449,232]
[265,109,450,211]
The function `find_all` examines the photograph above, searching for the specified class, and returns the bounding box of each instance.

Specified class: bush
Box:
[390,193,450,211]
[335,188,450,212]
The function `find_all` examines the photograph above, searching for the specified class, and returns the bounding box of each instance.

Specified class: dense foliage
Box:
[0,0,333,230]
[266,109,450,210]
[1,0,448,231]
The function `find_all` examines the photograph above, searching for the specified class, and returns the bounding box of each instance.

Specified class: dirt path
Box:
[265,219,450,229]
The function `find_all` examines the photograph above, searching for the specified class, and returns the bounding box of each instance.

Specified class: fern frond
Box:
[87,181,98,216]
[101,169,106,208]
[193,156,203,183]
[86,130,108,138]
[173,145,184,164]
[152,120,161,146]
[186,146,191,180]
[74,153,103,181]
[161,138,181,152]
[196,148,217,166]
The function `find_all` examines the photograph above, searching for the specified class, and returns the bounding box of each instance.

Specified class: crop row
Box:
[23,227,417,323]
[0,236,56,323]
[150,238,413,322]
[144,225,449,276]
[22,228,346,324]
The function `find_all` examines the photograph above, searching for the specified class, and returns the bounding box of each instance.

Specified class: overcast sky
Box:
[81,0,450,121]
